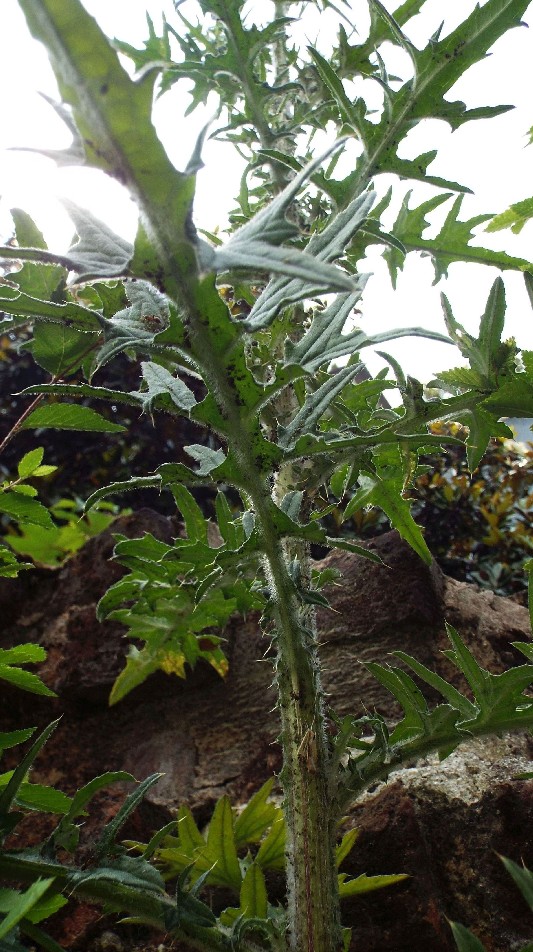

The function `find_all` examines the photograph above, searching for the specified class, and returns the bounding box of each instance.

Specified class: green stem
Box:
[185,299,343,952]
[261,528,343,952]
[217,0,292,193]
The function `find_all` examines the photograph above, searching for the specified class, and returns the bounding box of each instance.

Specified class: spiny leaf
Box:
[384,193,532,286]
[0,721,60,819]
[343,471,431,563]
[140,361,196,413]
[95,774,163,859]
[279,364,364,449]
[487,196,533,235]
[244,191,374,330]
[171,485,208,543]
[84,476,163,512]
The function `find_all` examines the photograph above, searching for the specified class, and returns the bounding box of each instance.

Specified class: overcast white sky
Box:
[1,0,532,382]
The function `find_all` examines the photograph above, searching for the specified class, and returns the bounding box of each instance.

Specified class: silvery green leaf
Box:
[185,444,227,475]
[242,511,255,540]
[229,141,346,247]
[280,363,363,449]
[287,288,453,371]
[196,238,217,271]
[214,240,359,294]
[63,199,133,279]
[140,361,197,412]
[280,490,303,522]
[287,291,365,371]
[246,191,375,329]
[92,280,170,373]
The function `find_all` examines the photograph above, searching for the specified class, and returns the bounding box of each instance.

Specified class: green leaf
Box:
[308,48,368,140]
[171,485,208,542]
[482,379,533,419]
[0,730,36,752]
[486,196,533,235]
[234,779,278,847]
[95,774,163,859]
[0,880,55,941]
[338,872,408,897]
[239,863,268,920]
[0,666,55,698]
[244,188,374,330]
[336,828,360,868]
[30,322,97,376]
[256,817,286,871]
[9,208,66,300]
[108,648,159,707]
[84,476,163,512]
[51,771,135,853]
[20,382,143,409]
[384,193,532,286]
[393,651,477,721]
[0,285,100,330]
[280,364,363,449]
[22,404,126,433]
[177,805,205,856]
[448,920,487,952]
[408,0,529,126]
[17,449,45,480]
[0,645,47,667]
[343,471,431,563]
[184,445,227,476]
[499,856,533,911]
[0,493,54,530]
[0,886,66,925]
[0,778,71,816]
[0,720,60,819]
[202,796,242,890]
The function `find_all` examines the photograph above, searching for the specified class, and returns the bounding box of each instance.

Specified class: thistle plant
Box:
[1,2,533,951]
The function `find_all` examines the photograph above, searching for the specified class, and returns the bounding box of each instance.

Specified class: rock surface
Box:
[1,514,531,951]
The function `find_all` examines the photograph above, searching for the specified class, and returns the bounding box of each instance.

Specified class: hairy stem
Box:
[185,294,343,952]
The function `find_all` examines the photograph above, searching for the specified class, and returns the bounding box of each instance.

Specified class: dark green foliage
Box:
[334,431,532,597]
